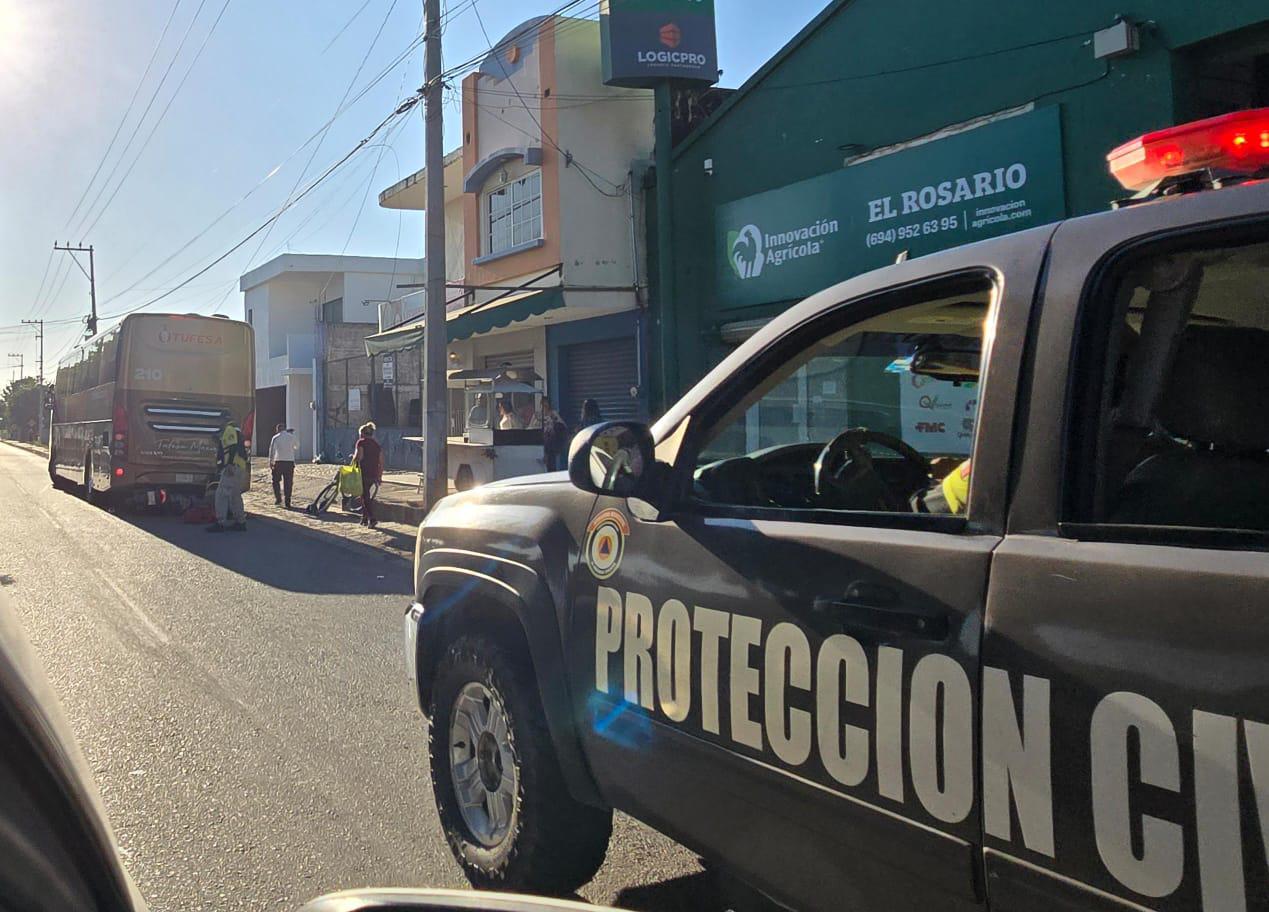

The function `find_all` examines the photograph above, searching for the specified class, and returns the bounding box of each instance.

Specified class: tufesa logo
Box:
[158,327,222,346]
[727,218,840,280]
[659,22,681,49]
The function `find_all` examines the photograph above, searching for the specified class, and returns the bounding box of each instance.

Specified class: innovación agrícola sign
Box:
[718,107,1066,308]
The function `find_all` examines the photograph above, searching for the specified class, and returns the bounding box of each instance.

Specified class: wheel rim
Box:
[448,681,518,847]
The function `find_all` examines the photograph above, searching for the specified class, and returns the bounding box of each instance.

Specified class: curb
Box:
[2,439,48,458]
[245,508,415,565]
[374,498,428,526]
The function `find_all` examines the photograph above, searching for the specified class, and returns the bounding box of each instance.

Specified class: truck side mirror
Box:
[567,421,655,499]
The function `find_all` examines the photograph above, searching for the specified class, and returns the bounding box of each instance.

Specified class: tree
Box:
[1,378,51,442]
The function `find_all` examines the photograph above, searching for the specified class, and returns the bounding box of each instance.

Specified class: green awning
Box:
[364,286,565,356]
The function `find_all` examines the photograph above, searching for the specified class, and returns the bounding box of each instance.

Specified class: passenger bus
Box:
[50,313,255,507]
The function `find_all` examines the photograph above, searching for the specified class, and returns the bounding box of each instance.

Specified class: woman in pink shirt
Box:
[353,422,383,528]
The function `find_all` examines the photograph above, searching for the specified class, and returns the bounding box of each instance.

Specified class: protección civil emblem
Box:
[584,508,629,580]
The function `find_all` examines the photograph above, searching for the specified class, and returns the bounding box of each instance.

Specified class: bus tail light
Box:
[112,403,128,458]
[242,409,255,451]
[1108,107,1269,190]
[114,468,124,478]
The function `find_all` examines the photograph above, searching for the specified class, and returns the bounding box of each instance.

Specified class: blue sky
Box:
[0,0,828,371]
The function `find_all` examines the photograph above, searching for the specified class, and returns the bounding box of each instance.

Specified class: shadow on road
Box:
[612,870,725,912]
[612,868,787,912]
[111,509,413,596]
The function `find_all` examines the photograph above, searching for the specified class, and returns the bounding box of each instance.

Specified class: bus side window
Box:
[99,331,118,386]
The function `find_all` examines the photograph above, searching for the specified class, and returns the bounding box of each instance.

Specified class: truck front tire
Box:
[428,635,611,894]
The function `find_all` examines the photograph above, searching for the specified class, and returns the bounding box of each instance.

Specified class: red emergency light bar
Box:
[1108,107,1269,191]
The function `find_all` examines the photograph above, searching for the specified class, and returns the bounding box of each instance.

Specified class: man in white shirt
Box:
[268,423,299,507]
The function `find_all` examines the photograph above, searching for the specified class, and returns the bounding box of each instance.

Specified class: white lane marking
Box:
[92,568,170,647]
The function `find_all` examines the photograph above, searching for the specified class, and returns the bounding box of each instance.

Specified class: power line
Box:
[97,97,418,324]
[431,0,593,86]
[26,250,55,320]
[466,95,628,197]
[34,258,75,321]
[68,0,214,239]
[754,27,1100,93]
[237,0,403,277]
[62,0,185,232]
[322,0,376,53]
[468,1,625,197]
[100,28,423,311]
[77,0,235,241]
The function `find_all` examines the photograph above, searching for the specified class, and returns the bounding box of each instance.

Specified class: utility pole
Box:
[21,319,43,385]
[421,0,448,508]
[7,354,22,382]
[53,243,98,337]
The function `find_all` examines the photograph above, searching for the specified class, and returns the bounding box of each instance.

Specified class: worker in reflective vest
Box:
[208,420,249,532]
[913,458,970,515]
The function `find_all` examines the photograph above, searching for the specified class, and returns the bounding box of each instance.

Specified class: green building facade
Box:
[650,0,1269,409]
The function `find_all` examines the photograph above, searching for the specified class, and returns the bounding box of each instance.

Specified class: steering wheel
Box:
[813,428,931,511]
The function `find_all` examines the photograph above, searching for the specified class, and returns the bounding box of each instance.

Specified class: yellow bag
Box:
[338,464,363,496]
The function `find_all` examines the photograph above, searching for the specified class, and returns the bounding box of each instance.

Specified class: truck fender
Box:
[415,554,604,808]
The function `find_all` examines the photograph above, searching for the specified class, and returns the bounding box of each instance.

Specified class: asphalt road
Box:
[0,446,710,912]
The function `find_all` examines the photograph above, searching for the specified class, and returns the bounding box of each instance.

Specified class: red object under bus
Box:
[1107,107,1269,191]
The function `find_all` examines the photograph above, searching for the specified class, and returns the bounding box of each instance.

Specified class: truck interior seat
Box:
[1109,325,1269,531]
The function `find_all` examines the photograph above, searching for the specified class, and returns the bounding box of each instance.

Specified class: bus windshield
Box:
[120,315,253,397]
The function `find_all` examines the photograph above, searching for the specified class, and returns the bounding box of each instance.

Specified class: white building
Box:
[240,254,425,458]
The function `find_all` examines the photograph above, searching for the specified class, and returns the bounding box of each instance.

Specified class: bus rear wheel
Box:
[83,453,99,506]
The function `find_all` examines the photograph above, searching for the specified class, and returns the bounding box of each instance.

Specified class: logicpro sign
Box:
[601,0,718,87]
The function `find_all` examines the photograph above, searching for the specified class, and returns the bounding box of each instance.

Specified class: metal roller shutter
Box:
[484,351,535,371]
[560,337,639,427]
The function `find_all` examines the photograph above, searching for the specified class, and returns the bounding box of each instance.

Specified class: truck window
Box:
[689,273,993,519]
[1068,231,1269,539]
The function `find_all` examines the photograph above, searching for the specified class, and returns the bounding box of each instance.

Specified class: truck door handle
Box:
[813,583,948,641]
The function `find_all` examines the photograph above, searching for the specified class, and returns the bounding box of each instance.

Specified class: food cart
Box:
[447,367,546,491]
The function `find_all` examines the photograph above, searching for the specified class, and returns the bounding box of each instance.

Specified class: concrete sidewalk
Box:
[3,438,48,457]
[245,462,422,557]
[254,462,429,525]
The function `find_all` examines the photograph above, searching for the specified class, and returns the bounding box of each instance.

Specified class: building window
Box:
[322,298,344,323]
[486,170,542,256]
[246,308,252,325]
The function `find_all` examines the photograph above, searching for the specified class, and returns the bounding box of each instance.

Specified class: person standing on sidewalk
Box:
[268,423,299,508]
[541,397,569,471]
[353,421,383,528]
[580,397,603,428]
[208,419,248,533]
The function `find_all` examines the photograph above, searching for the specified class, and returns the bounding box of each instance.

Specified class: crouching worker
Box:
[208,419,249,533]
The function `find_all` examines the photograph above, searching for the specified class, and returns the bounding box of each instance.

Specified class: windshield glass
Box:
[121,316,253,397]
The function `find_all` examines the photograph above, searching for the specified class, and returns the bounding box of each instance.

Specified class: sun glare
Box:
[0,0,22,46]
[0,0,32,95]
